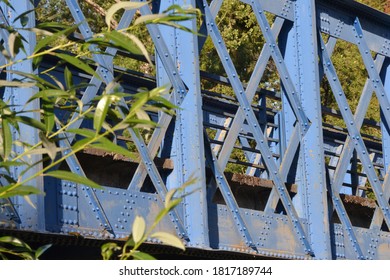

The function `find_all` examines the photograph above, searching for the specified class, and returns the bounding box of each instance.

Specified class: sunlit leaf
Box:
[34,244,51,259]
[67,128,96,139]
[150,232,185,251]
[0,185,42,199]
[101,242,120,260]
[102,30,143,55]
[2,118,12,160]
[131,251,156,260]
[90,138,135,159]
[34,25,78,54]
[8,32,24,58]
[64,66,73,90]
[39,131,57,161]
[46,170,102,189]
[0,80,35,88]
[0,236,31,250]
[105,2,147,30]
[51,53,98,79]
[94,95,112,134]
[132,216,146,244]
[42,100,54,134]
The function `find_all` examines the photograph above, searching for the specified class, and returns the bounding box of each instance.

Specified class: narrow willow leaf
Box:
[64,66,73,90]
[150,232,185,251]
[164,188,177,209]
[103,30,143,55]
[34,25,78,54]
[0,236,31,250]
[105,2,147,29]
[42,101,54,134]
[46,170,102,189]
[134,14,165,25]
[34,244,51,259]
[132,216,146,244]
[71,137,92,151]
[39,131,57,161]
[90,139,135,159]
[94,95,111,134]
[2,118,12,160]
[28,89,69,103]
[5,70,59,90]
[14,116,46,131]
[128,92,149,118]
[0,185,42,199]
[52,53,98,79]
[67,128,96,139]
[0,161,25,168]
[131,251,156,260]
[123,33,152,66]
[0,80,35,88]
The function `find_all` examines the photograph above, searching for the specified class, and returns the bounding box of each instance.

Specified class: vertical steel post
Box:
[381,59,390,176]
[3,0,43,231]
[156,0,209,248]
[280,0,331,258]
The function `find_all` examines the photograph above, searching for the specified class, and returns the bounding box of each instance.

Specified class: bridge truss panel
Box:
[0,0,390,259]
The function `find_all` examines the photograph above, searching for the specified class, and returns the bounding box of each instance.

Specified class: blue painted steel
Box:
[2,0,390,260]
[156,0,209,248]
[65,0,188,239]
[1,0,44,232]
[202,0,313,255]
[290,0,331,259]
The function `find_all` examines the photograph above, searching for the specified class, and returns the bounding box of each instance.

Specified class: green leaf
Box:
[35,244,51,259]
[46,170,102,189]
[132,215,146,244]
[101,242,120,260]
[89,142,135,160]
[67,128,96,139]
[34,24,79,54]
[105,2,147,29]
[64,66,73,90]
[39,131,57,161]
[5,70,59,90]
[0,80,35,88]
[42,100,54,134]
[2,118,12,160]
[94,95,112,134]
[102,30,143,56]
[0,185,42,199]
[51,53,98,79]
[0,236,30,248]
[150,232,185,251]
[28,89,69,103]
[14,116,46,131]
[131,251,156,260]
[164,188,178,209]
[8,32,24,58]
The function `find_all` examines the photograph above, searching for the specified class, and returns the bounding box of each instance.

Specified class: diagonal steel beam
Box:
[203,0,313,255]
[319,34,390,258]
[64,0,188,239]
[251,0,310,129]
[218,16,285,169]
[204,130,257,252]
[330,55,385,194]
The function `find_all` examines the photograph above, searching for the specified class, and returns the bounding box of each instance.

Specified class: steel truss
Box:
[1,0,390,259]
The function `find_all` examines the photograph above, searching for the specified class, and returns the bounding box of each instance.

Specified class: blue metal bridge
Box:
[1,0,390,259]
